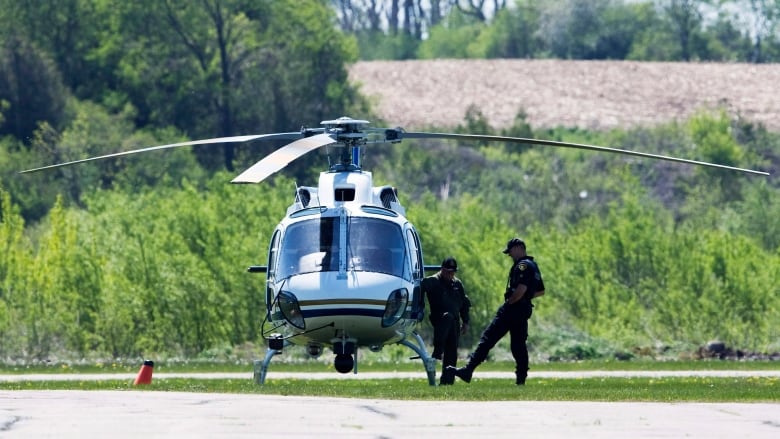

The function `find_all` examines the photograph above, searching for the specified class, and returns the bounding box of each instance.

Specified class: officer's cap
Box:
[441,257,458,272]
[502,238,525,254]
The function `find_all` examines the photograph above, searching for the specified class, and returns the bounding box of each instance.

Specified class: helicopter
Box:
[21,116,769,386]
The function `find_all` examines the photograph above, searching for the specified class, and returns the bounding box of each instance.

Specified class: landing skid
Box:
[254,340,288,385]
[400,330,438,386]
[254,330,437,386]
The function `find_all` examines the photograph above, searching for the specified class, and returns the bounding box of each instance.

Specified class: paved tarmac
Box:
[2,371,779,438]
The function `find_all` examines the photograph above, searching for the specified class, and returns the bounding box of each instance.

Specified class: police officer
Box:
[447,238,545,385]
[421,256,471,385]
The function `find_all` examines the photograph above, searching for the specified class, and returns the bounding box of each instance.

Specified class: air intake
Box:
[379,187,397,209]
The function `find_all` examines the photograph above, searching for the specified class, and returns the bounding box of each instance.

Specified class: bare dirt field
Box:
[348,59,780,132]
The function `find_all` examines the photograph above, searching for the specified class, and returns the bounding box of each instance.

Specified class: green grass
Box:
[2,376,778,402]
[2,358,779,374]
[2,359,778,402]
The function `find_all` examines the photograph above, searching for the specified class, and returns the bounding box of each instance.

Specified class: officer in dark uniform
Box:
[421,256,471,385]
[447,238,545,385]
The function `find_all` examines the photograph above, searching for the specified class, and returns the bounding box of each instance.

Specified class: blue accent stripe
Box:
[303,308,384,318]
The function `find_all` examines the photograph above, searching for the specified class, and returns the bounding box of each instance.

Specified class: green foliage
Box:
[80,174,292,357]
[0,35,69,141]
[407,194,514,326]
[1,174,294,359]
[476,3,542,59]
[8,99,204,221]
[347,0,772,62]
[534,187,780,353]
[536,0,617,59]
[0,187,32,356]
[416,10,487,59]
[731,181,780,251]
[355,31,419,60]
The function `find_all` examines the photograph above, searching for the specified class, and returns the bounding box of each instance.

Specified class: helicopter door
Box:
[406,228,425,320]
[405,228,423,280]
[265,230,281,314]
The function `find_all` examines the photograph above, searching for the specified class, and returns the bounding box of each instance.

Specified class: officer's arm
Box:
[506,283,527,304]
[533,278,546,298]
[460,295,471,325]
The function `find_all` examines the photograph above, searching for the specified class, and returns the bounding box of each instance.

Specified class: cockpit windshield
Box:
[277,217,406,279]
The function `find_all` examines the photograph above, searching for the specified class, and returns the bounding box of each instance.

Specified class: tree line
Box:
[333,0,780,62]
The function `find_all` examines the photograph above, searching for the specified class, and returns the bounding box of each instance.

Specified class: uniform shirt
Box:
[506,255,545,306]
[421,273,471,326]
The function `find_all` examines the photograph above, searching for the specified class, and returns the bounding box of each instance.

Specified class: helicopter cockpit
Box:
[277,216,407,279]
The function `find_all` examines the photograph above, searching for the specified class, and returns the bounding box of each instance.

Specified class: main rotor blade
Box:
[19,132,303,174]
[403,132,769,176]
[231,133,337,184]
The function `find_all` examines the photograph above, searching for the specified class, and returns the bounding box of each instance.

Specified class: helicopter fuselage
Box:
[262,170,426,368]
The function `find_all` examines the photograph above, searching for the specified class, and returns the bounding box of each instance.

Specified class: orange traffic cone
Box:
[133,360,154,385]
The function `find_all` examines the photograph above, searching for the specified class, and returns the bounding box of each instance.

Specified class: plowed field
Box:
[348,59,780,132]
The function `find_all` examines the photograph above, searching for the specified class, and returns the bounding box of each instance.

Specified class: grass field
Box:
[2,360,778,402]
[2,358,779,374]
[3,377,779,402]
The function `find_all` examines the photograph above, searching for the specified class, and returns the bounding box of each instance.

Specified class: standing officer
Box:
[447,238,545,385]
[421,256,471,385]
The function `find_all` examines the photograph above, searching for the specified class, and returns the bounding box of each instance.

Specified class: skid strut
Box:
[400,331,437,386]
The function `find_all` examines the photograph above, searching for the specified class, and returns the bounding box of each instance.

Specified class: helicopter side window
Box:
[267,230,281,276]
[406,229,423,280]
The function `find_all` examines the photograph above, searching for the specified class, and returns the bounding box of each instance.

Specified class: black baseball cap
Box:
[502,238,525,254]
[441,257,458,272]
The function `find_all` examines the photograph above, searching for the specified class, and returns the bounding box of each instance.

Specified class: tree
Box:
[98,0,269,171]
[0,0,106,98]
[417,8,487,58]
[661,0,706,61]
[729,0,780,62]
[687,109,746,202]
[0,36,69,142]
[454,0,508,22]
[89,0,358,175]
[705,12,754,61]
[536,0,611,59]
[475,1,542,58]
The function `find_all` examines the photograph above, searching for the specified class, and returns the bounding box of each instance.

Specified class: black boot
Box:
[447,365,473,383]
[516,368,528,385]
[440,367,455,385]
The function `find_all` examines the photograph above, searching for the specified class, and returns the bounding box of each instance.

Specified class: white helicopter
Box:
[21,116,768,385]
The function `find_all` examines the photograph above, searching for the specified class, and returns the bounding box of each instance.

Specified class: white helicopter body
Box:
[259,169,430,378]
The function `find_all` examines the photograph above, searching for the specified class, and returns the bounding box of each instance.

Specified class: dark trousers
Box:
[432,313,460,384]
[467,303,531,379]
